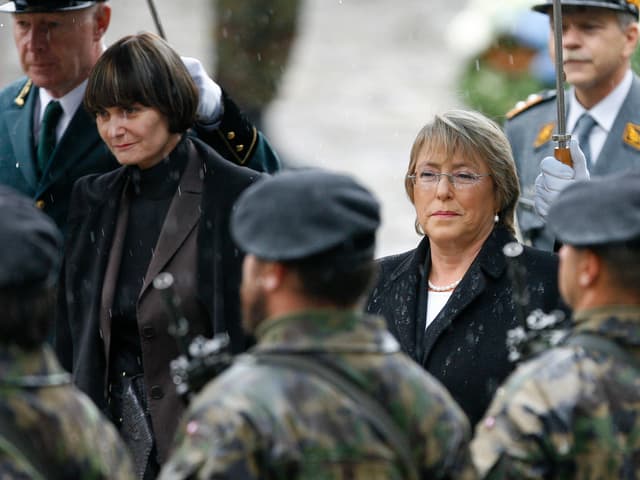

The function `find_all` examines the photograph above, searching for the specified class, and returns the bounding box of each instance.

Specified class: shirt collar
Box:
[38,79,88,122]
[567,69,633,133]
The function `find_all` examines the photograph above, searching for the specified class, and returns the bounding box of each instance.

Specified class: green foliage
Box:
[458,60,548,125]
[460,46,640,126]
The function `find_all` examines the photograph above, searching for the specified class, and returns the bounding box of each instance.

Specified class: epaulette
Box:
[505,90,556,120]
[13,78,32,107]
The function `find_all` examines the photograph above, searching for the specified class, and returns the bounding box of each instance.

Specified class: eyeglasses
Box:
[407,171,492,189]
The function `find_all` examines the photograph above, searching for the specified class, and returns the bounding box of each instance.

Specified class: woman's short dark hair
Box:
[84,32,198,133]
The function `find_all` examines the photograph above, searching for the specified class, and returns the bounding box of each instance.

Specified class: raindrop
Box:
[15,163,19,168]
[475,59,480,71]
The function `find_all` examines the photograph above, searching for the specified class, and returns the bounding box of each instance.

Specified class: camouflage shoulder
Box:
[505,90,557,120]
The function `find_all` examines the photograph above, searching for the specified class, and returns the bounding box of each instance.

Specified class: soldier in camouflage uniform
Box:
[160,170,477,479]
[472,170,640,479]
[214,0,301,130]
[0,185,134,479]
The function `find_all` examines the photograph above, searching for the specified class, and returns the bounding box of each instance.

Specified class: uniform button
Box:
[150,385,164,399]
[226,131,236,140]
[235,144,244,152]
[141,325,156,339]
[35,199,45,209]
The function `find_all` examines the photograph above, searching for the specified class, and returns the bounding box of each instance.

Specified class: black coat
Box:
[55,136,261,460]
[366,226,569,429]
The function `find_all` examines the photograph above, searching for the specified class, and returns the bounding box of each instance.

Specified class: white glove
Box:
[534,138,590,219]
[181,56,223,126]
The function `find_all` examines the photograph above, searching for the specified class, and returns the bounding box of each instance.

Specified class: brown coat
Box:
[55,136,261,461]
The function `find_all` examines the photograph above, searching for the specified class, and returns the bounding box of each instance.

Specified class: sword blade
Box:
[552,0,569,148]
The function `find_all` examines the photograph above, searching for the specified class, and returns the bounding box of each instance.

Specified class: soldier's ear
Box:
[578,249,602,288]
[258,262,286,292]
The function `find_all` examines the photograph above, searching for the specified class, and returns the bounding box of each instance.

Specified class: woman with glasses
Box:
[366,109,568,430]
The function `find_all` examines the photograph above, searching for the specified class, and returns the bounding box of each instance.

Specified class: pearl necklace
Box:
[428,278,461,292]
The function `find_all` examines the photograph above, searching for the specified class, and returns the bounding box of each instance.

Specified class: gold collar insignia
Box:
[13,79,32,107]
[534,122,555,148]
[623,122,640,150]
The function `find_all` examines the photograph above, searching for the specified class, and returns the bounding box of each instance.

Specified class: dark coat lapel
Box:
[140,144,202,297]
[38,105,103,197]
[99,185,130,364]
[6,85,38,190]
[421,228,507,366]
[596,74,640,175]
[371,243,426,361]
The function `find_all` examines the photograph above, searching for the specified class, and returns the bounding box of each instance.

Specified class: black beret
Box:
[0,0,101,13]
[0,186,62,288]
[532,0,639,18]
[231,169,380,264]
[547,170,640,246]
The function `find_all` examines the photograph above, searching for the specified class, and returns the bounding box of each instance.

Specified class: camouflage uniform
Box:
[214,0,301,126]
[472,305,640,479]
[161,310,476,479]
[0,344,135,479]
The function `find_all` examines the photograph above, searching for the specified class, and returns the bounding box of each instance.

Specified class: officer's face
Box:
[95,104,182,170]
[412,146,497,251]
[12,5,110,98]
[549,9,638,97]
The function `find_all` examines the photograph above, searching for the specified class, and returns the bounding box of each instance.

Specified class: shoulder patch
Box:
[505,90,556,120]
[13,78,32,107]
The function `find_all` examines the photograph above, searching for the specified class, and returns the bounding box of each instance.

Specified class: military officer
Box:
[159,169,477,480]
[0,185,135,479]
[0,0,280,233]
[505,0,640,250]
[472,170,640,479]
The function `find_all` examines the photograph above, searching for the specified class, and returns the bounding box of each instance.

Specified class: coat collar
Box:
[0,344,70,387]
[253,309,400,355]
[421,227,511,363]
[573,305,640,348]
[38,104,104,196]
[595,73,640,175]
[378,227,514,364]
[140,140,203,296]
[5,80,38,190]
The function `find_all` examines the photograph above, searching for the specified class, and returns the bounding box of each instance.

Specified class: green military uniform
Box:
[0,344,135,479]
[214,0,301,127]
[472,305,640,479]
[161,310,476,480]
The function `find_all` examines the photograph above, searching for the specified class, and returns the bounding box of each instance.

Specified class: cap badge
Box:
[534,122,555,148]
[623,122,640,150]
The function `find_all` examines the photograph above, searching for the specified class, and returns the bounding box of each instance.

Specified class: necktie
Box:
[572,113,597,168]
[37,100,63,174]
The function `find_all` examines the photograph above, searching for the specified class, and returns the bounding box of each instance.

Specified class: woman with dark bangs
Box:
[55,32,262,478]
